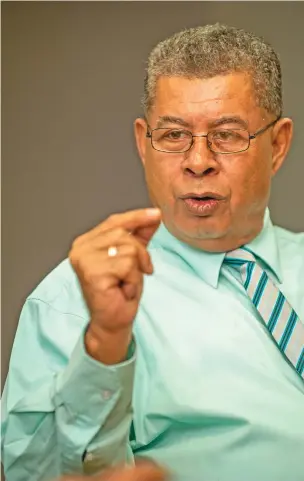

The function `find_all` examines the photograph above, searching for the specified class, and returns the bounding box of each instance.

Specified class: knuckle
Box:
[71,234,83,249]
[113,227,126,239]
[69,242,83,265]
[107,213,119,225]
[82,266,100,286]
[96,276,110,292]
[125,243,137,256]
[122,255,136,273]
[68,249,78,266]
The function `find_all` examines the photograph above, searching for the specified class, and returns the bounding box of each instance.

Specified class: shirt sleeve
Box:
[1,297,135,481]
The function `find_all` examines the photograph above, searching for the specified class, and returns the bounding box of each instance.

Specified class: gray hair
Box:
[142,23,282,117]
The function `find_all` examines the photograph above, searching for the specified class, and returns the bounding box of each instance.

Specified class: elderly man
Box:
[2,23,304,481]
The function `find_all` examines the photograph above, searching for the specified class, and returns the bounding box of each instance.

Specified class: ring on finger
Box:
[107,246,118,257]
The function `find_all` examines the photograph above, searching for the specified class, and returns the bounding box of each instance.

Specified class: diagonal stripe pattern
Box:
[225,248,304,380]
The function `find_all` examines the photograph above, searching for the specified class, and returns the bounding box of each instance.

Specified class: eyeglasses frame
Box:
[146,115,281,154]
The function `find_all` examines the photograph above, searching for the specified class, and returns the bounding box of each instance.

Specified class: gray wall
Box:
[2,1,304,386]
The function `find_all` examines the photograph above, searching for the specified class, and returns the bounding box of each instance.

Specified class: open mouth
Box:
[181,192,225,201]
[181,192,225,215]
[190,196,215,201]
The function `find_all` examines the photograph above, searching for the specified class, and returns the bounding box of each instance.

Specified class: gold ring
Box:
[108,246,118,257]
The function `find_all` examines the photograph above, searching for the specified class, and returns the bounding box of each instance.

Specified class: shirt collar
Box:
[245,209,283,284]
[150,208,282,288]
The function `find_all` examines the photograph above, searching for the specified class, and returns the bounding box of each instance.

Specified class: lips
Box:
[180,192,226,216]
[180,192,225,201]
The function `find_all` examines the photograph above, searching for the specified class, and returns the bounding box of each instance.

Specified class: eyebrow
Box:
[155,115,249,130]
[209,116,249,129]
[156,116,192,128]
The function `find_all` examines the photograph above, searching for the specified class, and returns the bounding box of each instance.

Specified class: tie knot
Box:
[224,247,256,268]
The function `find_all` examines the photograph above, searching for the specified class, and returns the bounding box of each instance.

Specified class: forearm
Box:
[2,324,135,480]
[55,333,135,473]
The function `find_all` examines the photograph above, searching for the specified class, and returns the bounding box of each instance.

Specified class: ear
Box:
[271,117,293,176]
[134,117,148,166]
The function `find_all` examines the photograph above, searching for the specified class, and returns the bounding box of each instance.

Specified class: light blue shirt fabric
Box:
[2,209,304,481]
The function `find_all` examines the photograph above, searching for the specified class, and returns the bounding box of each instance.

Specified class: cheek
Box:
[227,151,272,208]
[144,154,179,204]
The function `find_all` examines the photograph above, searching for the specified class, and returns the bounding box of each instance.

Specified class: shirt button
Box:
[85,452,94,463]
[102,389,112,400]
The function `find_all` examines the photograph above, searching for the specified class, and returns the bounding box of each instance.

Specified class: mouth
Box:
[181,192,225,201]
[180,192,226,216]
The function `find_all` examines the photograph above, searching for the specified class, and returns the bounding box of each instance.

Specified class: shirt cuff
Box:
[55,329,136,419]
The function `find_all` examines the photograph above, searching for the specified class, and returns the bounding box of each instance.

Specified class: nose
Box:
[182,135,220,178]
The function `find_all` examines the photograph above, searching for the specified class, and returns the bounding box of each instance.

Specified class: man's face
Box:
[135,73,292,251]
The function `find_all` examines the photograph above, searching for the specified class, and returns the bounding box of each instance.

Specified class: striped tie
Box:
[225,248,304,379]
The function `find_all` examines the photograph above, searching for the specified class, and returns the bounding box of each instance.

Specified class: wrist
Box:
[85,324,132,365]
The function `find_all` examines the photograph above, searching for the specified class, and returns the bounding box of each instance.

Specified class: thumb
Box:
[135,220,161,246]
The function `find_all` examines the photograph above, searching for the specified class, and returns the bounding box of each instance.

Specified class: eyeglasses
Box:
[146,116,281,154]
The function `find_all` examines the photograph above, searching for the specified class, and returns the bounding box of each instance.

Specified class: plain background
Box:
[2,1,304,386]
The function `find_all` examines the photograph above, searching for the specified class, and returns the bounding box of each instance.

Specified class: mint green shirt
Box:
[2,210,304,481]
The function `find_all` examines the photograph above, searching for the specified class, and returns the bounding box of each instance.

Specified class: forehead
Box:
[151,73,261,124]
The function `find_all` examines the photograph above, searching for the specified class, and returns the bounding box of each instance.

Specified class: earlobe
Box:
[134,118,148,166]
[271,118,293,176]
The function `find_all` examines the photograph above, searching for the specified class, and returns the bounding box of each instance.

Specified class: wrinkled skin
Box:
[135,73,293,252]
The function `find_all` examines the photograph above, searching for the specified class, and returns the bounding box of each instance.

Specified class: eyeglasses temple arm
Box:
[249,115,281,140]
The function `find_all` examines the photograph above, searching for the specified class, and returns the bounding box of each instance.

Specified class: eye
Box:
[211,130,246,142]
[213,130,237,141]
[164,129,189,141]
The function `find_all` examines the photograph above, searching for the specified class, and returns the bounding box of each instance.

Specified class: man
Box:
[2,23,304,481]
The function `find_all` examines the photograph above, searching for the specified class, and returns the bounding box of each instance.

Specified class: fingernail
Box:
[146,208,161,216]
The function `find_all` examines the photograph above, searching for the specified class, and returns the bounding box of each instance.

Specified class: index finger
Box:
[101,208,161,233]
[73,208,161,248]
[83,208,161,242]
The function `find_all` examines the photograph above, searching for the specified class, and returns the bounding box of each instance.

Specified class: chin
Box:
[174,215,229,241]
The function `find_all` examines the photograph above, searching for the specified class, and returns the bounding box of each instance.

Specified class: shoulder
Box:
[27,258,89,321]
[15,259,89,370]
[273,225,304,286]
[273,224,304,252]
[273,225,304,314]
